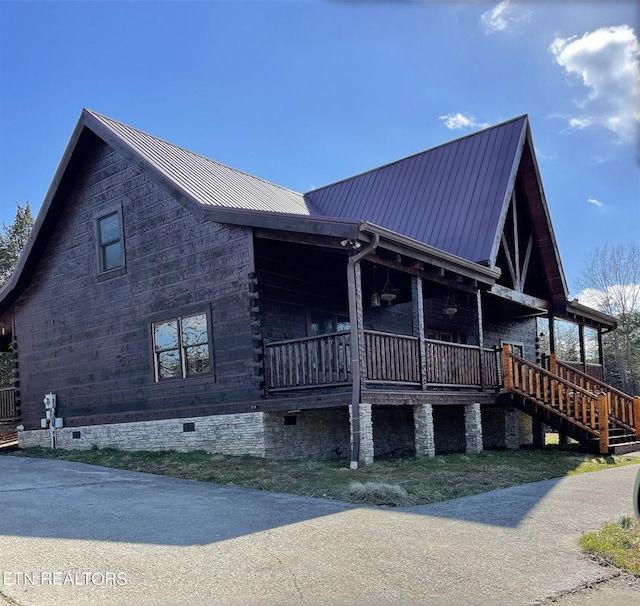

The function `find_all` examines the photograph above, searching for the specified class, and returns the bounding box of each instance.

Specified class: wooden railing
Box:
[484,348,501,389]
[503,345,605,445]
[426,340,478,387]
[0,387,16,421]
[364,330,420,385]
[265,331,351,391]
[555,359,604,382]
[265,330,500,392]
[555,357,639,436]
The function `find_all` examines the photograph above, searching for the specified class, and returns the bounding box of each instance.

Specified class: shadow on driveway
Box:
[0,454,586,549]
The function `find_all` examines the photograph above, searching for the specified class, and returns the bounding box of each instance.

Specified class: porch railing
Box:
[0,387,16,421]
[364,330,420,386]
[264,331,351,392]
[264,331,500,393]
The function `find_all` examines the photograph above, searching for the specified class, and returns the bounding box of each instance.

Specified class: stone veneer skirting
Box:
[17,403,535,462]
[18,412,267,456]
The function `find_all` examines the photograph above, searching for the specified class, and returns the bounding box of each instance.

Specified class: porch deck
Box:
[264,330,501,394]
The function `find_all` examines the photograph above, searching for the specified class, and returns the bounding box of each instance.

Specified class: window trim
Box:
[149,306,215,383]
[501,340,525,358]
[94,205,126,279]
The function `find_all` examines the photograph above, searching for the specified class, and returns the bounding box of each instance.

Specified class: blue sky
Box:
[0,1,638,295]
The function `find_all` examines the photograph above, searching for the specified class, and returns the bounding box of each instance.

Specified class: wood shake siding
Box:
[15,136,258,430]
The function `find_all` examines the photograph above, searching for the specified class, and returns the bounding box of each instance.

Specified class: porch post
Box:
[548,313,556,355]
[578,323,586,372]
[414,403,435,458]
[411,276,428,391]
[350,402,374,466]
[532,419,546,449]
[464,403,483,454]
[347,259,365,466]
[597,328,604,367]
[476,290,486,390]
[346,234,378,468]
[504,407,520,450]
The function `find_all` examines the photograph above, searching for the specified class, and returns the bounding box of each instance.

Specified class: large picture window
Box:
[152,313,212,381]
[96,209,125,274]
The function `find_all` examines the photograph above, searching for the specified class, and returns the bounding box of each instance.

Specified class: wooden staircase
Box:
[502,345,640,455]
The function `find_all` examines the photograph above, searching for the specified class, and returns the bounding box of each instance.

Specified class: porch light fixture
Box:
[442,292,457,316]
[380,268,398,305]
[371,267,381,307]
[341,238,362,250]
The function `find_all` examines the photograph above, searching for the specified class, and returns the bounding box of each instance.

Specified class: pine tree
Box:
[0,202,34,286]
[0,202,34,386]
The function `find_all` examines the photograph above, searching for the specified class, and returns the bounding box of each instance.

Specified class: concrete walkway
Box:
[0,455,639,606]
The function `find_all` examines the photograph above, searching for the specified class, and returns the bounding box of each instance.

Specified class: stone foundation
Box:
[264,409,350,460]
[432,406,466,454]
[18,412,267,456]
[17,402,539,462]
[372,406,416,458]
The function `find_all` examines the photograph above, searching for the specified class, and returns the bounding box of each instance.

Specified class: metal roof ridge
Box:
[304,115,530,196]
[83,109,306,199]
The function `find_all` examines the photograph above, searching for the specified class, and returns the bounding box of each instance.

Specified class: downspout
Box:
[347,232,379,469]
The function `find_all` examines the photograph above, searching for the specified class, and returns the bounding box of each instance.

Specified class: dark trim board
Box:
[362,390,503,406]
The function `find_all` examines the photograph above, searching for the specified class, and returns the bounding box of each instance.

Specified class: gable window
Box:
[95,208,125,275]
[152,312,212,381]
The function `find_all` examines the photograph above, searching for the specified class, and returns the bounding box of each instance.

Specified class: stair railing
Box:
[554,357,640,439]
[502,345,609,450]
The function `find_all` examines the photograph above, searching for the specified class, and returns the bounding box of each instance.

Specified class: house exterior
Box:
[0,109,636,464]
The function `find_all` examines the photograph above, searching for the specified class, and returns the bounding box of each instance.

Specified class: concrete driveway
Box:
[1,455,639,606]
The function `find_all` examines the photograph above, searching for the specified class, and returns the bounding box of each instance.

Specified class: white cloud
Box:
[568,117,593,130]
[586,197,603,208]
[439,113,490,130]
[575,284,640,314]
[480,1,531,35]
[550,25,640,141]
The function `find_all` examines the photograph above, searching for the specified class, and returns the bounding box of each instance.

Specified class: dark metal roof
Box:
[86,110,313,216]
[304,116,528,264]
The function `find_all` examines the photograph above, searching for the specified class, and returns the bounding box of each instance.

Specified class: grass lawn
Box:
[581,516,640,575]
[6,445,639,507]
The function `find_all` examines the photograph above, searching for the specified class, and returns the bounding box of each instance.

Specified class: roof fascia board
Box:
[487,118,528,267]
[565,299,618,330]
[0,111,90,312]
[520,123,570,298]
[360,222,499,285]
[201,206,362,239]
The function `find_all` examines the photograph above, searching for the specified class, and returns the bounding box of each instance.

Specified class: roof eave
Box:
[201,206,362,239]
[360,222,500,286]
[565,299,618,331]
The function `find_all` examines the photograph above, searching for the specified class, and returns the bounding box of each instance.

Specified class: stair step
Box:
[609,433,637,445]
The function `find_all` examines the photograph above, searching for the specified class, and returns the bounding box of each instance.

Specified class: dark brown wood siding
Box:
[15,136,258,429]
